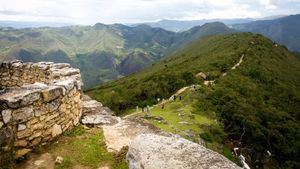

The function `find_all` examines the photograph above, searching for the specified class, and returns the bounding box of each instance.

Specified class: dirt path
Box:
[207,54,245,85]
[231,54,244,70]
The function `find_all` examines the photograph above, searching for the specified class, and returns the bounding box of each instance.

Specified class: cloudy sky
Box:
[0,0,299,24]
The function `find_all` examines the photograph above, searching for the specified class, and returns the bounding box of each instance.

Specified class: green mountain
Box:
[87,33,300,168]
[233,14,300,52]
[0,22,233,88]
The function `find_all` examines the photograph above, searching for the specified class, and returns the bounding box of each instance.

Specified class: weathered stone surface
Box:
[17,129,32,139]
[31,137,42,146]
[41,86,63,102]
[0,87,42,108]
[127,134,241,169]
[15,140,28,147]
[51,63,70,69]
[2,109,12,123]
[55,156,64,164]
[12,106,34,123]
[0,60,83,160]
[81,114,118,125]
[53,79,75,92]
[15,148,32,159]
[82,100,103,113]
[52,124,62,137]
[102,117,163,152]
[18,124,27,131]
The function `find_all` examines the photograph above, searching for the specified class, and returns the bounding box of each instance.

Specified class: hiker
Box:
[161,99,165,109]
[142,107,144,112]
[179,96,182,100]
[173,95,176,101]
[136,105,139,112]
[157,98,160,103]
[147,105,150,112]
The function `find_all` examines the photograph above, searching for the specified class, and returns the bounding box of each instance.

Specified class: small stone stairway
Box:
[80,95,119,126]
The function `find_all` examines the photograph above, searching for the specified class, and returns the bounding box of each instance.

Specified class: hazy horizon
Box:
[0,0,299,25]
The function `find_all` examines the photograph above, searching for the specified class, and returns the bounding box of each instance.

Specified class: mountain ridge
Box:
[0,22,234,88]
[233,14,300,51]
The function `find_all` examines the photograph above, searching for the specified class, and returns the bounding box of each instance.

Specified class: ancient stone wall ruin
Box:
[0,60,83,163]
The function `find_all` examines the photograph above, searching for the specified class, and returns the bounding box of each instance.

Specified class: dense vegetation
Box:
[0,22,232,88]
[233,14,300,52]
[87,33,300,168]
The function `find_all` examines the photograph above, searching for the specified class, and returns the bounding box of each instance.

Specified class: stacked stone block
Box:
[0,60,83,162]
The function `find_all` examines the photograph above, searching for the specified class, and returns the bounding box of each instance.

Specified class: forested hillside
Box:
[87,33,300,168]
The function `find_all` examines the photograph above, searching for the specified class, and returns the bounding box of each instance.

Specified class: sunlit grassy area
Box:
[145,89,216,140]
[132,87,237,163]
[36,125,128,169]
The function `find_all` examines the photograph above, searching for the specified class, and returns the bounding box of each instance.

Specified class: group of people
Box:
[160,94,182,110]
[136,94,183,113]
[136,105,151,113]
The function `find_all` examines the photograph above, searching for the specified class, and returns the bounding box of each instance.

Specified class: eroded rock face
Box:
[127,134,241,169]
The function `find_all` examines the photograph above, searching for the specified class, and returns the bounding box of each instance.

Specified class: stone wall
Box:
[0,60,83,163]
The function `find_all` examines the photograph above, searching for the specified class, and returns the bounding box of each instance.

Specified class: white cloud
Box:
[0,0,299,24]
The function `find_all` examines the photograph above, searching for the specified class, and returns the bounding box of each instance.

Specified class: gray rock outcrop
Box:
[127,134,241,169]
[80,94,118,125]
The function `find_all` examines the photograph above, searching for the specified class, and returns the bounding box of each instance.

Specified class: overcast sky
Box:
[0,0,299,24]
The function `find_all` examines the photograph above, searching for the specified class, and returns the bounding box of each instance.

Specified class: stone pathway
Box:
[102,117,163,152]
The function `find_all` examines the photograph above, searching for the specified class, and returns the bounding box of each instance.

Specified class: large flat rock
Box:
[102,118,163,152]
[127,134,241,169]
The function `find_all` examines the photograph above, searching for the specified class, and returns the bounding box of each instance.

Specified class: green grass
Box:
[38,125,128,169]
[133,87,237,162]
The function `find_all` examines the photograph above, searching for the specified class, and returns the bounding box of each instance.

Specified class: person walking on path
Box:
[147,105,150,113]
[136,105,139,112]
[173,95,177,101]
[179,96,182,100]
[161,99,165,109]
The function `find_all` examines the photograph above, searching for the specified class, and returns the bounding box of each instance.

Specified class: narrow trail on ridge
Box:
[125,53,245,119]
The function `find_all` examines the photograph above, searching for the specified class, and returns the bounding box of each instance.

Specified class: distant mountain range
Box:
[232,14,300,52]
[0,22,233,88]
[0,14,299,88]
[134,15,286,32]
[133,14,300,52]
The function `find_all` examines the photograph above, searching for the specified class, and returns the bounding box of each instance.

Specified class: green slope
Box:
[0,22,233,88]
[87,33,300,168]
